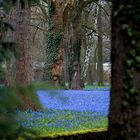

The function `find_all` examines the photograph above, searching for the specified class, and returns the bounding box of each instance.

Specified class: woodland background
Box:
[0,0,140,139]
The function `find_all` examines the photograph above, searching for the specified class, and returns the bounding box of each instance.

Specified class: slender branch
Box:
[31,17,48,22]
[30,24,47,32]
[82,24,97,33]
[82,0,99,7]
[82,24,108,37]
[82,0,110,16]
[94,1,110,16]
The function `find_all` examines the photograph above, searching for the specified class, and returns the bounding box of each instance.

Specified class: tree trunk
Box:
[9,0,38,111]
[45,0,64,86]
[63,2,83,89]
[70,15,82,89]
[80,35,87,84]
[63,0,97,89]
[63,21,72,86]
[87,46,97,85]
[109,0,140,139]
[11,0,32,85]
[87,53,93,85]
[93,47,97,83]
[97,3,104,86]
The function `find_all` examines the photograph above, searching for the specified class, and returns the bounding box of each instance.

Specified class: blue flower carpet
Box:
[17,88,110,136]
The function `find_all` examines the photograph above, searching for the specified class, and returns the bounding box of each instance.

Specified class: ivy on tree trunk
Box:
[109,0,140,139]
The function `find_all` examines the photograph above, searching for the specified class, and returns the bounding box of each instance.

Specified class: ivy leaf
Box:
[127,50,136,58]
[131,39,136,45]
[125,60,133,67]
[122,24,129,30]
[135,56,140,63]
[126,70,133,79]
[124,93,130,100]
[122,101,129,108]
[127,28,133,37]
[114,5,124,17]
[129,88,135,95]
[123,85,129,92]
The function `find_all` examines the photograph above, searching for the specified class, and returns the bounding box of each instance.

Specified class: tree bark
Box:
[63,1,83,89]
[93,47,97,83]
[48,0,64,86]
[63,21,72,86]
[109,0,140,139]
[97,2,104,86]
[70,8,82,89]
[11,0,32,85]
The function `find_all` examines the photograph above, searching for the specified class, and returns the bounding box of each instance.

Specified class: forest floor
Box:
[17,87,110,138]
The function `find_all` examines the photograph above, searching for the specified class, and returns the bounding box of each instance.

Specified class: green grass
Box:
[84,85,110,89]
[32,81,65,90]
[17,109,108,138]
[32,81,110,91]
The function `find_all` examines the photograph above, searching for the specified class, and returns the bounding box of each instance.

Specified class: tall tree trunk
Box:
[80,34,87,84]
[81,8,89,85]
[87,60,93,85]
[97,3,104,86]
[46,0,64,86]
[87,46,97,85]
[11,0,32,85]
[9,0,38,111]
[109,0,140,139]
[70,13,82,89]
[63,2,83,89]
[93,47,97,83]
[63,0,96,89]
[63,21,72,86]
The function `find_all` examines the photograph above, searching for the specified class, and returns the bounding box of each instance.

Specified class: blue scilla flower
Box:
[39,89,109,113]
[18,89,109,131]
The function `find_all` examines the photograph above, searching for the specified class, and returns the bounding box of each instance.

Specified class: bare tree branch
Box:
[82,24,97,32]
[94,1,110,16]
[30,24,47,32]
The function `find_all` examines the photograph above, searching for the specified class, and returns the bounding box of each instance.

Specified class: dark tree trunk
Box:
[109,0,140,139]
[50,0,64,86]
[70,15,82,89]
[63,21,72,86]
[87,47,97,84]
[63,0,97,89]
[87,62,93,85]
[93,47,97,83]
[97,4,104,86]
[63,2,83,89]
